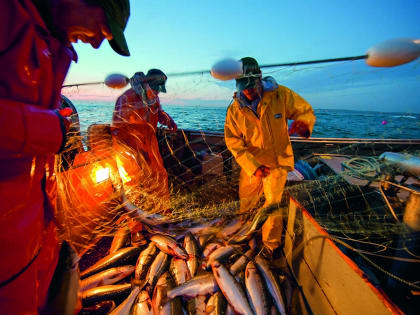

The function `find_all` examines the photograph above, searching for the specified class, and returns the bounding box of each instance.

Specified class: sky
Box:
[63,0,420,113]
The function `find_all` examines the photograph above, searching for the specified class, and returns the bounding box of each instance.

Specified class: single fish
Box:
[255,256,286,315]
[211,261,253,315]
[206,245,238,269]
[80,265,135,292]
[184,232,200,277]
[245,261,270,315]
[230,248,255,275]
[44,241,80,315]
[218,219,243,239]
[202,242,223,259]
[82,283,131,306]
[152,272,182,315]
[79,300,116,315]
[206,292,227,315]
[169,257,192,286]
[109,226,131,254]
[231,207,275,243]
[108,286,140,315]
[135,243,158,280]
[167,273,218,299]
[80,247,141,279]
[147,251,170,291]
[132,291,154,315]
[122,194,169,225]
[151,235,188,259]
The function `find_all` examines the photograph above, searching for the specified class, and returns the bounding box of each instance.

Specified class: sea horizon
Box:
[71,100,420,139]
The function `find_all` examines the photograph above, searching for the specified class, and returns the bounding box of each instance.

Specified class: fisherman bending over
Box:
[112,69,177,214]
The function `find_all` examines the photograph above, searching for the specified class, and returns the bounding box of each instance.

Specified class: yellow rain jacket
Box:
[225,84,315,177]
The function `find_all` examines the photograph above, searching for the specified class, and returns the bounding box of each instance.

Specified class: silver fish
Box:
[206,292,227,315]
[218,219,243,239]
[230,248,255,275]
[255,256,286,315]
[109,226,131,254]
[122,194,168,225]
[152,272,182,315]
[147,251,170,291]
[245,261,270,315]
[135,243,158,280]
[108,286,140,315]
[80,247,141,279]
[231,206,275,243]
[206,245,238,269]
[184,232,200,277]
[167,273,218,299]
[202,242,222,259]
[80,265,135,292]
[211,261,253,315]
[169,257,192,286]
[151,235,188,259]
[132,291,154,315]
[82,283,132,306]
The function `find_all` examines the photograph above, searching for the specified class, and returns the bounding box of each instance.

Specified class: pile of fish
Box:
[78,210,292,315]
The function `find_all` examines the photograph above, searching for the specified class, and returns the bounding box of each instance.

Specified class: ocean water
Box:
[73,101,420,139]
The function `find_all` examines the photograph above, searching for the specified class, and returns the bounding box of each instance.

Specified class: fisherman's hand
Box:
[167,120,178,132]
[289,120,310,138]
[254,165,270,178]
[54,108,73,153]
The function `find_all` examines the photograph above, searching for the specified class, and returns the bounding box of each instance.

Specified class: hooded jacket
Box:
[225,77,316,176]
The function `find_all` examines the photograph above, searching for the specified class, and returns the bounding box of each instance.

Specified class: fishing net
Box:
[57,59,420,310]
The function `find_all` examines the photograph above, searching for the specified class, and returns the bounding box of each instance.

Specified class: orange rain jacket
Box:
[0,0,76,312]
[225,84,316,177]
[111,88,173,211]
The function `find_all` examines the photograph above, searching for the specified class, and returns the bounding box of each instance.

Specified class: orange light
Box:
[115,155,132,184]
[93,166,110,183]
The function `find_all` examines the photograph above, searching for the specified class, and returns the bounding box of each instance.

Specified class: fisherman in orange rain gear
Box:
[224,57,316,213]
[0,0,131,313]
[112,69,177,213]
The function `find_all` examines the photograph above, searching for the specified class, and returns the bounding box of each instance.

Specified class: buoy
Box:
[366,38,420,67]
[104,73,129,89]
[210,58,243,81]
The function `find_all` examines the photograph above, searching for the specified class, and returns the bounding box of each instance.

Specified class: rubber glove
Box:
[254,165,270,178]
[288,120,310,138]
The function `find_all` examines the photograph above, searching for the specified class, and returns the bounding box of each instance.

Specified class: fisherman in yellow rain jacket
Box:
[224,57,316,213]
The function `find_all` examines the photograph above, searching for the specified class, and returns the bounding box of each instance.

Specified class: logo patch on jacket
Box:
[274,113,282,119]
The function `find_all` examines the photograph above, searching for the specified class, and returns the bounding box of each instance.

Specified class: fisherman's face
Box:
[54,0,113,49]
[242,86,261,101]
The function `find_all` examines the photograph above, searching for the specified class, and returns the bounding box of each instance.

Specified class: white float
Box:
[104,73,129,89]
[210,58,243,81]
[366,38,420,67]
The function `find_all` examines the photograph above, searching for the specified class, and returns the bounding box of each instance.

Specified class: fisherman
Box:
[224,57,316,213]
[112,69,177,213]
[0,0,130,313]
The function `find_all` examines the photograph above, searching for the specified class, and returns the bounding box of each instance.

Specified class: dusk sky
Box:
[63,0,420,113]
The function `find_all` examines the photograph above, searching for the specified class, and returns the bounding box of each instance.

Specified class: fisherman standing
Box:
[224,57,316,213]
[0,0,131,313]
[112,69,177,213]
